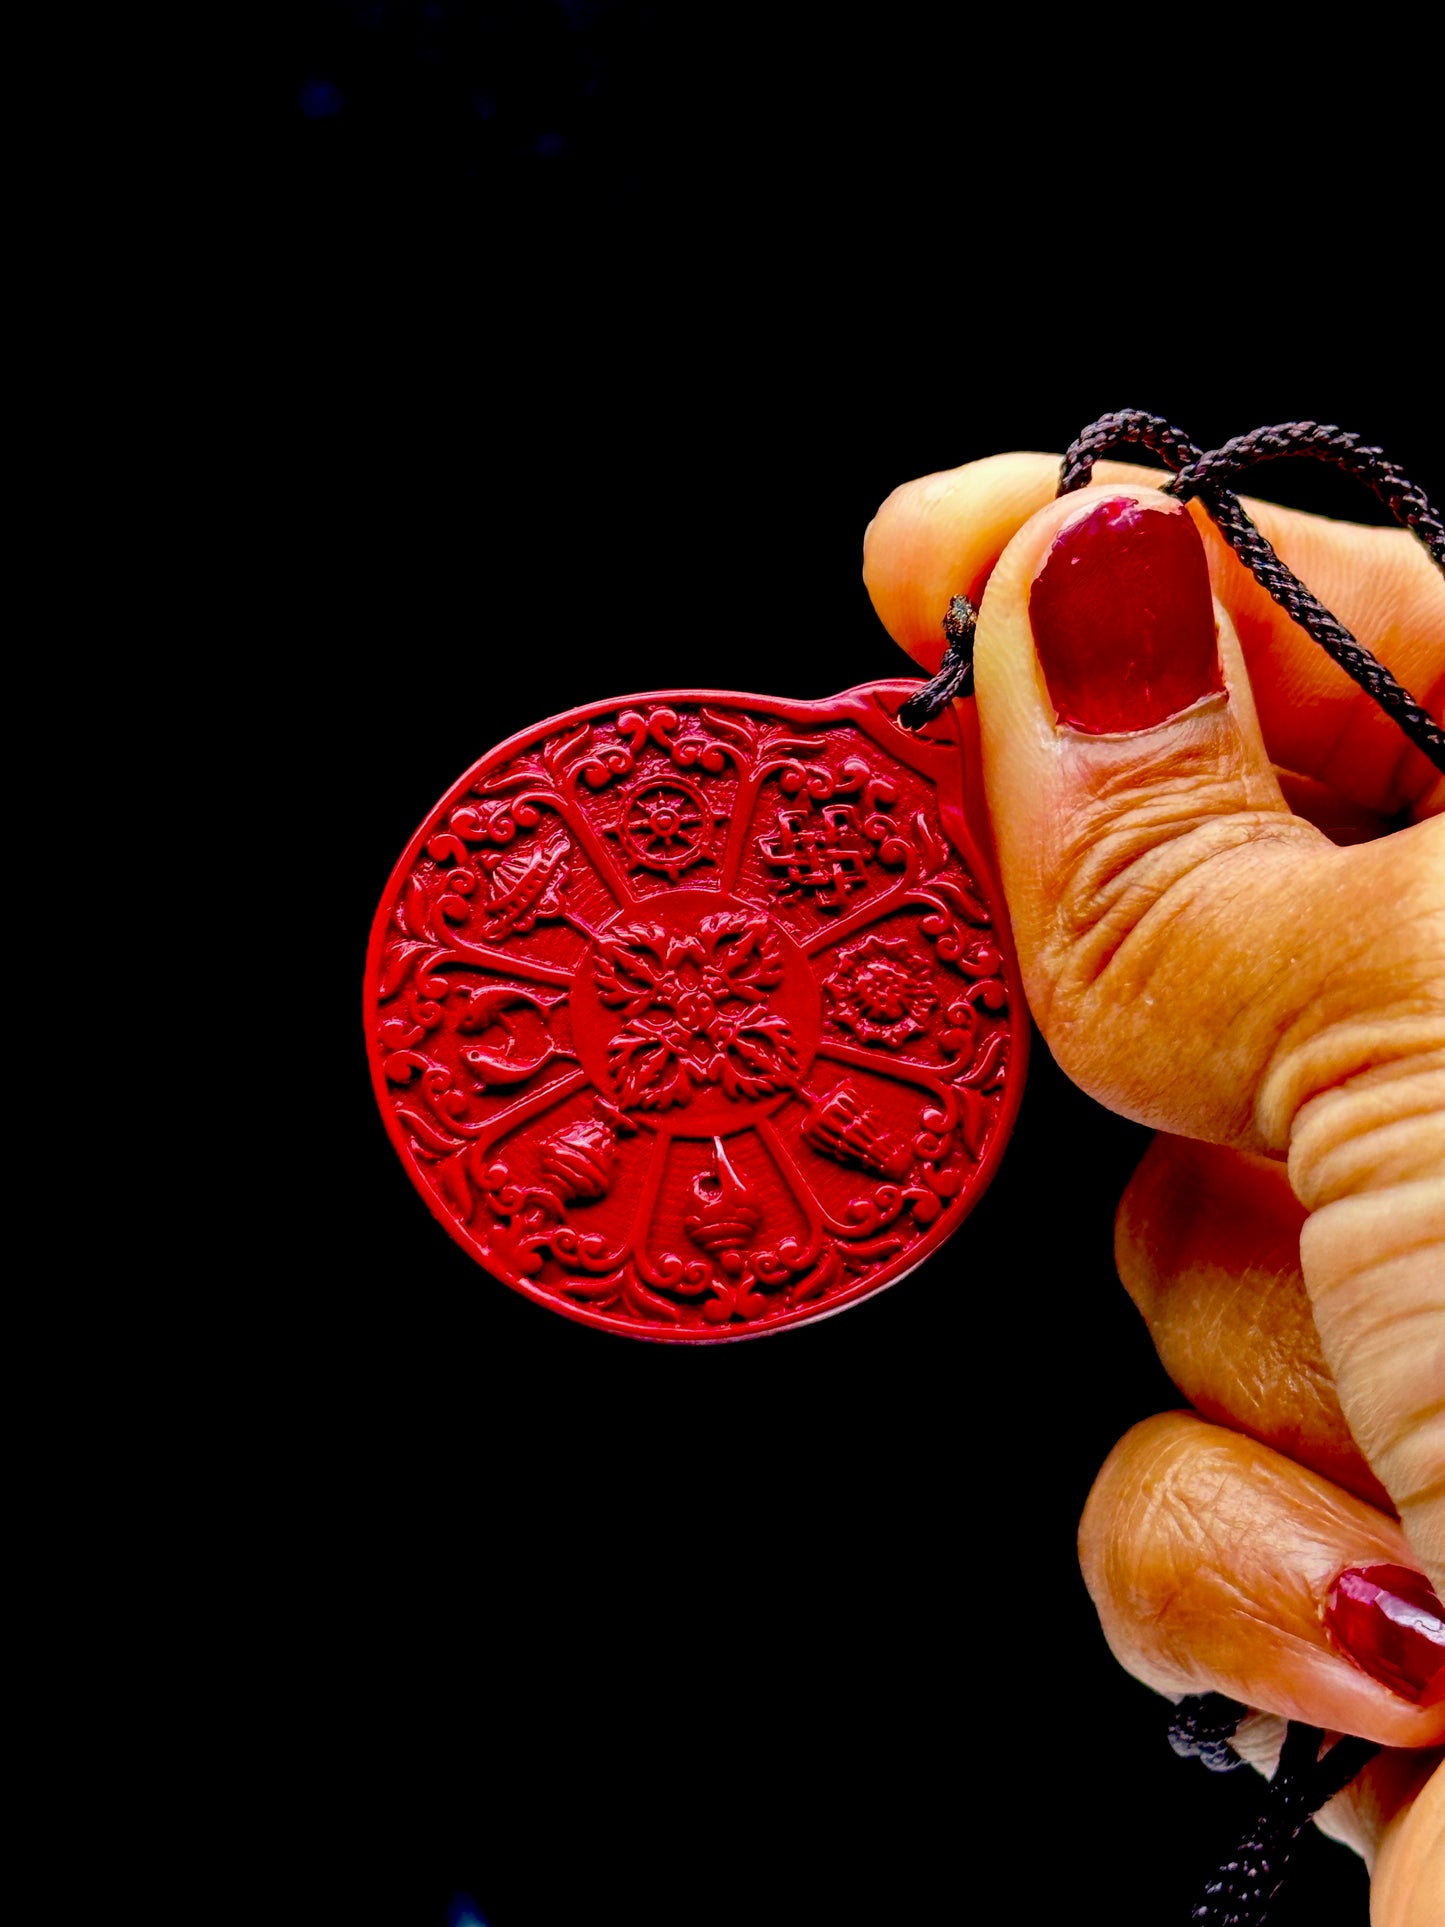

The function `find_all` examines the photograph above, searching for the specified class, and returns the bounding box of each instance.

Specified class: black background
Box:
[265,8,1439,1922]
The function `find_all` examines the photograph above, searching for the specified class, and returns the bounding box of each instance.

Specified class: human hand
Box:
[863,452,1444,1920]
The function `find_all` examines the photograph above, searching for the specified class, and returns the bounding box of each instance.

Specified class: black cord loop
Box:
[900,413,1445,777]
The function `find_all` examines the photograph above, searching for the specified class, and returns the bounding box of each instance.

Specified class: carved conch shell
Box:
[801,1083,912,1180]
[684,1139,762,1253]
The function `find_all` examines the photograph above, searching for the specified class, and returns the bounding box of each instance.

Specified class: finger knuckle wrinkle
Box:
[1330,1294,1445,1361]
[1290,1063,1445,1212]
[1051,824,1305,1049]
[1250,834,1443,1146]
[1398,1468,1445,1513]
[1055,782,1263,929]
[1298,1106,1445,1204]
[1376,1409,1445,1508]
[1331,1338,1445,1510]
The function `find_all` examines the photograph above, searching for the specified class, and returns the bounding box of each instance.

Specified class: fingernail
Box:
[1028,495,1223,734]
[1323,1564,1445,1706]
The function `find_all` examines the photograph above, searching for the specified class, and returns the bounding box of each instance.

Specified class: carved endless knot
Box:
[758,803,872,908]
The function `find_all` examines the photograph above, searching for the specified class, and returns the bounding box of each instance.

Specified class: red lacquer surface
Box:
[364,683,1027,1340]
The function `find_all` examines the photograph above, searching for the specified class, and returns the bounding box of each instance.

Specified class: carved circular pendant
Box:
[365,683,1027,1340]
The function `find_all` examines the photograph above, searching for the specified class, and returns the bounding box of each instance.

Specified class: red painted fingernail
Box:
[1028,495,1224,734]
[1323,1564,1445,1706]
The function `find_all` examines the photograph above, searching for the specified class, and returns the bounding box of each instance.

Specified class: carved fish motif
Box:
[456,984,573,1087]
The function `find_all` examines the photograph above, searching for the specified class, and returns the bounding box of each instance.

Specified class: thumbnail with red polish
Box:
[1324,1563,1445,1706]
[1028,496,1223,734]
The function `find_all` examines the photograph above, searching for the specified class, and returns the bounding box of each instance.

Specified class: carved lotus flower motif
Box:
[825,933,937,1047]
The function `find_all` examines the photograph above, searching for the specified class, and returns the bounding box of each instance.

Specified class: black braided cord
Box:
[899,412,1445,776]
[1168,1699,1382,1927]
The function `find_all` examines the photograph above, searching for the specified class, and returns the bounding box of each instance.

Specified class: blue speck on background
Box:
[533,131,566,158]
[299,78,344,120]
[446,1897,487,1927]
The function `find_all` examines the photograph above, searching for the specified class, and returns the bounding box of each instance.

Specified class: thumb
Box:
[967,484,1439,1149]
[968,484,1445,1582]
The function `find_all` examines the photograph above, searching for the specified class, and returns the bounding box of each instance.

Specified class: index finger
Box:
[864,451,1445,820]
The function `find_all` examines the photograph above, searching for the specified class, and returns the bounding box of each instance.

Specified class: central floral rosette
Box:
[592,909,805,1110]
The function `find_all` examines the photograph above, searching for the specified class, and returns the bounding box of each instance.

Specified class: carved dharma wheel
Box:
[365,683,1027,1339]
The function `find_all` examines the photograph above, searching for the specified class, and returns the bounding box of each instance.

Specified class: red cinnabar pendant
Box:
[365,682,1026,1339]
